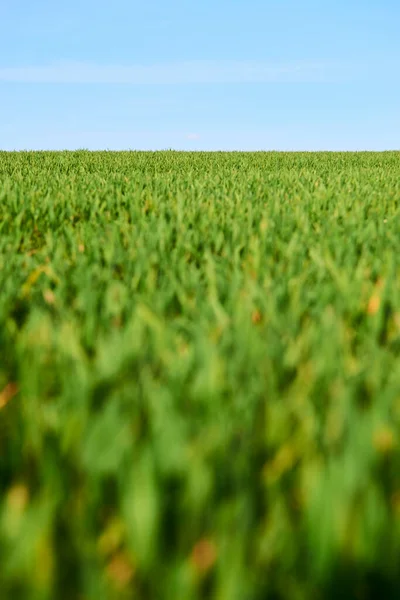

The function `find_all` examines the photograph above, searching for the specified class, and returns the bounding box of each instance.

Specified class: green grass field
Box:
[1,150,400,599]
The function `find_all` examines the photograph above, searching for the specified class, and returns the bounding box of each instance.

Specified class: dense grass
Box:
[1,150,400,599]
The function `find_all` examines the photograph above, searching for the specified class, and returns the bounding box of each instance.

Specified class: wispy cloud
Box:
[0,60,345,84]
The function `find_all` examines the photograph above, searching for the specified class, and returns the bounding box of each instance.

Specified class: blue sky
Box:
[1,0,399,150]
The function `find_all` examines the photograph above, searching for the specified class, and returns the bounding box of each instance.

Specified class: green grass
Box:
[1,150,400,599]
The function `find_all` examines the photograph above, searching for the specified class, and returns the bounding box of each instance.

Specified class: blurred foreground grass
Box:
[1,151,400,599]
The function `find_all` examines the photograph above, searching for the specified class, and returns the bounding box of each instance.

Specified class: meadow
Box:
[0,150,400,599]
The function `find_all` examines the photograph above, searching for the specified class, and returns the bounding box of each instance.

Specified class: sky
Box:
[0,0,399,151]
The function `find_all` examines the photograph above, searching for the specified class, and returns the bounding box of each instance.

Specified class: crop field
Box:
[0,150,400,599]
